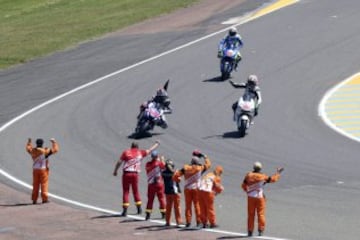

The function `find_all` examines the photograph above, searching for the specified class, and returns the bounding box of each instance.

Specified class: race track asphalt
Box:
[1,0,360,239]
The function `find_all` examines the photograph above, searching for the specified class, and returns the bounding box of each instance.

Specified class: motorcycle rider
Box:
[151,80,172,114]
[230,75,262,124]
[136,80,171,128]
[217,26,243,70]
[137,101,168,129]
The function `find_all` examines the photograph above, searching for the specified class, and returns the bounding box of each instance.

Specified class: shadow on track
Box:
[0,203,33,207]
[217,235,248,239]
[203,76,228,83]
[222,130,243,139]
[202,130,243,140]
[136,224,177,231]
[91,214,123,219]
[128,132,164,140]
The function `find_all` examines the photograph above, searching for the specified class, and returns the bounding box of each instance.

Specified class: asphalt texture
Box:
[1,0,360,240]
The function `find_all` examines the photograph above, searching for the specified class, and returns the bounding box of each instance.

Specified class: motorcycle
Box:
[134,102,168,137]
[133,80,172,138]
[220,46,240,80]
[234,92,257,137]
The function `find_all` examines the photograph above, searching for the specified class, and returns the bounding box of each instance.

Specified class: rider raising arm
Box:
[230,75,262,119]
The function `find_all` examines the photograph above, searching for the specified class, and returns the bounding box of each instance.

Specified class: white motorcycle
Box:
[234,92,257,137]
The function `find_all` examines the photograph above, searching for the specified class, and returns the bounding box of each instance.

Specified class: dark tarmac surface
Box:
[0,1,260,239]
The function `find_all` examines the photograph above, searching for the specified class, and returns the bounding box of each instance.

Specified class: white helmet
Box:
[229,27,238,37]
[247,75,259,90]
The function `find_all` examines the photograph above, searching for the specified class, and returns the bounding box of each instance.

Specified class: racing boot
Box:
[232,102,237,121]
[159,118,168,129]
[234,55,241,71]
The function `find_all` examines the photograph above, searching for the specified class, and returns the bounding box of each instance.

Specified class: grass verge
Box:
[0,0,199,69]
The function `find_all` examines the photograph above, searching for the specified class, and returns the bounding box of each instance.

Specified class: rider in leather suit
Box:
[218,27,244,70]
[230,75,262,123]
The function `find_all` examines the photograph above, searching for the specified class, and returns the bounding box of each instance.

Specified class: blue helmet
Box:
[151,150,158,158]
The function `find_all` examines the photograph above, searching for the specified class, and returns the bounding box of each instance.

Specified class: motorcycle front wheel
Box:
[238,119,247,137]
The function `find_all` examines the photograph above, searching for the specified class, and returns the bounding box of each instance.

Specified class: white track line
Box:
[0,2,297,239]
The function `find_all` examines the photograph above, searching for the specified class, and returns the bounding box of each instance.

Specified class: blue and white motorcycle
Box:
[219,46,241,80]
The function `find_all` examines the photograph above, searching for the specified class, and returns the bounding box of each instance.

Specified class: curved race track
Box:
[1,0,360,239]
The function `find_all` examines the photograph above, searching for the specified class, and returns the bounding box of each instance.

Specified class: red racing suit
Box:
[145,157,166,214]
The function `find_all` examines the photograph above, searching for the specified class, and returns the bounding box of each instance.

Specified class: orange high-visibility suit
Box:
[173,154,211,227]
[26,138,59,204]
[241,168,281,235]
[198,166,223,228]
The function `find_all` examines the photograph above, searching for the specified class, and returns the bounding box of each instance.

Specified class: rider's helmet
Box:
[156,88,167,97]
[229,27,238,37]
[247,74,259,90]
[153,88,169,106]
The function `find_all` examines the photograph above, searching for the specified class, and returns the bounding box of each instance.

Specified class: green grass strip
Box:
[0,0,199,69]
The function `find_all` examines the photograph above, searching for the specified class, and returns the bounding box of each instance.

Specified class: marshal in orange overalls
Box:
[26,138,59,204]
[241,162,283,236]
[198,165,224,228]
[173,150,211,227]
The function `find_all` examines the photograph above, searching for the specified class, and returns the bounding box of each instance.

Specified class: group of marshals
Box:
[111,140,284,236]
[26,138,283,237]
